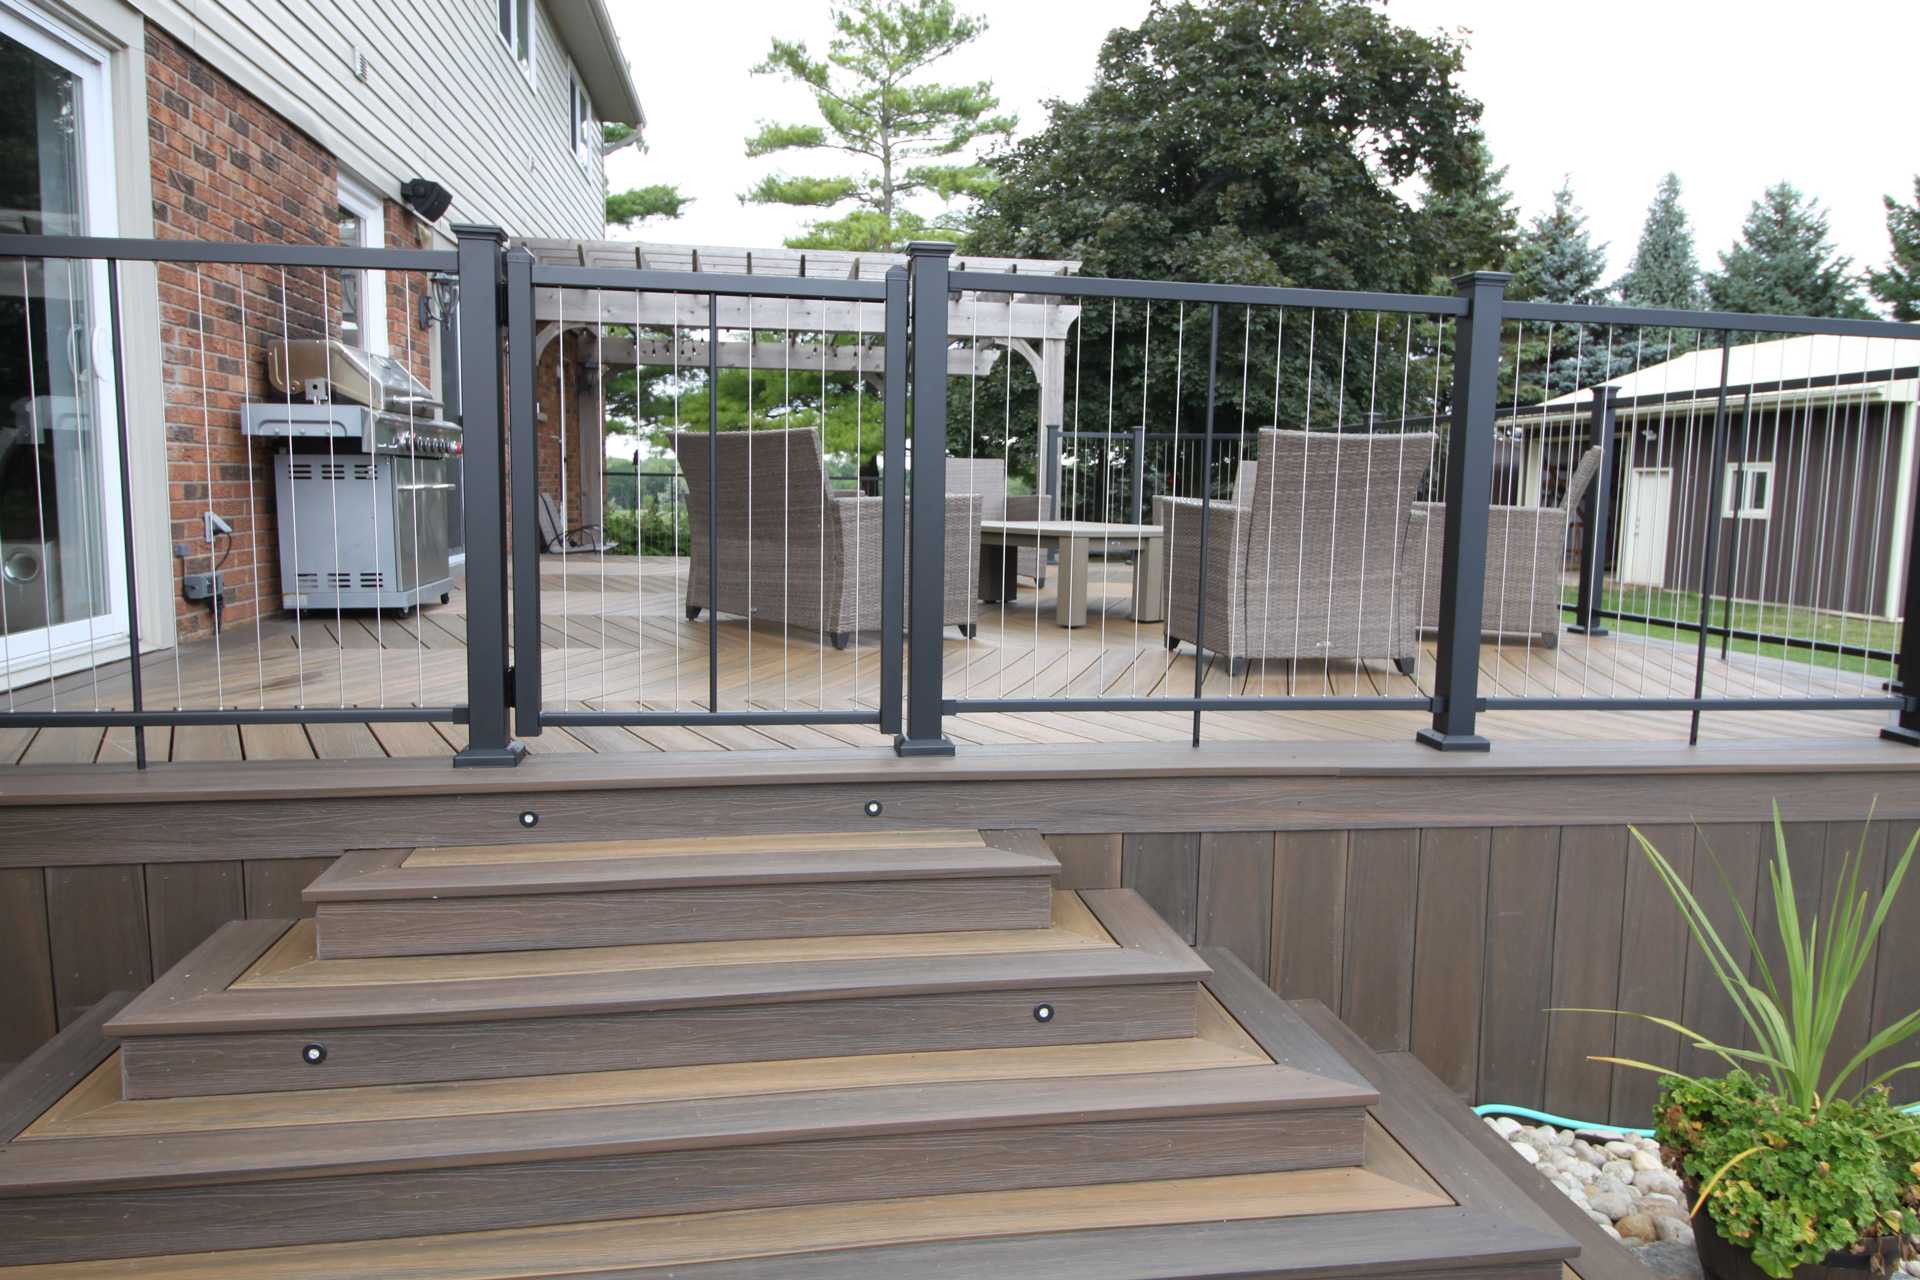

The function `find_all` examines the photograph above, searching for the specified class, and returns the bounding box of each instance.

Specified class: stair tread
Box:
[107,891,1205,1035]
[0,1064,1376,1196]
[22,1027,1272,1142]
[0,1169,1460,1280]
[305,829,1057,901]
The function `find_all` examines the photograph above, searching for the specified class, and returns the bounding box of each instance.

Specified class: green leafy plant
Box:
[603,499,691,557]
[1608,806,1920,1108]
[1652,1073,1920,1277]
[1582,805,1920,1276]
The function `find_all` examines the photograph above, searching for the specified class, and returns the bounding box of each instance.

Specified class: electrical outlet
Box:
[183,572,225,604]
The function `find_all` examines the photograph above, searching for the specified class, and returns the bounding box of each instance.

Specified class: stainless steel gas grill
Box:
[243,340,462,612]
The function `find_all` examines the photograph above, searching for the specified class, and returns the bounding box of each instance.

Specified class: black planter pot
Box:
[1692,1203,1903,1280]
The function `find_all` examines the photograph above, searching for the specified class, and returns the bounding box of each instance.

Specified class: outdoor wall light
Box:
[401,178,454,222]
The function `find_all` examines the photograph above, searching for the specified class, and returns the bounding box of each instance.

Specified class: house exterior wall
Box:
[146,25,444,641]
[109,0,607,238]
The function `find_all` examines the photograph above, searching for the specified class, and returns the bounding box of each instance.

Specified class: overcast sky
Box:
[605,0,1918,294]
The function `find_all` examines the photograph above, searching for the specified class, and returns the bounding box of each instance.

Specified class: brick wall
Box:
[145,29,440,641]
[535,331,594,544]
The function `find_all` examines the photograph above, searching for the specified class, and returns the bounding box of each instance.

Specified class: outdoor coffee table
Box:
[977,519,1165,628]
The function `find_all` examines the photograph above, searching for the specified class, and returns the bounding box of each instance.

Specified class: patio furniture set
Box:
[653,426,1599,667]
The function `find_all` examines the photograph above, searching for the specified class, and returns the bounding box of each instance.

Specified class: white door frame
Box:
[0,1,127,693]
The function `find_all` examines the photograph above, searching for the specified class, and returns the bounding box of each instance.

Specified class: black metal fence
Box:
[1,228,1917,766]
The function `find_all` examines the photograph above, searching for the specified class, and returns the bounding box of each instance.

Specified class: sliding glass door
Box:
[0,7,123,692]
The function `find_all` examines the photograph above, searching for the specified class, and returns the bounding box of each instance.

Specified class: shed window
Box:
[1722,461,1773,519]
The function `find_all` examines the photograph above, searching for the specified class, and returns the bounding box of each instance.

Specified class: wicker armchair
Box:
[944,457,1051,590]
[674,428,982,648]
[1411,446,1601,647]
[1156,428,1438,671]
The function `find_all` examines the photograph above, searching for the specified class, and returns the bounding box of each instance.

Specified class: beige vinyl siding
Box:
[119,0,605,237]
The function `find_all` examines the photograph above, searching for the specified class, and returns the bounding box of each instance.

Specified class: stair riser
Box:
[119,983,1198,1098]
[0,1108,1365,1265]
[314,877,1054,958]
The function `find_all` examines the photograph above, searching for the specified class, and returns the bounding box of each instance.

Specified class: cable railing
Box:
[2,230,1918,765]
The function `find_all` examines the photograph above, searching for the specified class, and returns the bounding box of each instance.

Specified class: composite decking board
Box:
[1280,1000,1644,1280]
[109,893,1204,1036]
[116,982,1201,1097]
[305,842,1057,900]
[0,1170,1457,1280]
[0,1109,1366,1265]
[597,1208,1571,1280]
[1194,948,1374,1094]
[313,877,1054,958]
[20,1036,1272,1141]
[0,994,132,1144]
[0,1064,1369,1195]
[398,827,992,867]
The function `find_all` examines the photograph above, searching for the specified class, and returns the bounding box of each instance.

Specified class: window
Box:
[1722,461,1773,519]
[497,0,531,74]
[568,76,593,164]
[334,180,387,356]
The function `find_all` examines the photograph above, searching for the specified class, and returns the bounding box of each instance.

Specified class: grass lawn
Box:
[1558,584,1901,681]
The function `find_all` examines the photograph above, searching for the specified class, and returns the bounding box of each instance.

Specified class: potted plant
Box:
[1595,806,1920,1280]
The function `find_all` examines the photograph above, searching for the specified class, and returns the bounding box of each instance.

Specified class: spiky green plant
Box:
[1594,802,1920,1110]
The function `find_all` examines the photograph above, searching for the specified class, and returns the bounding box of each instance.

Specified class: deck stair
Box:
[0,827,1584,1278]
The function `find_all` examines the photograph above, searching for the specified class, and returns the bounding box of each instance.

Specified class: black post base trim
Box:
[1565,624,1609,637]
[1880,725,1920,747]
[1415,727,1491,753]
[893,734,957,758]
[453,741,528,768]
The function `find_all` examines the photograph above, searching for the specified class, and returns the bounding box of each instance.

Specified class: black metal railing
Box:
[2,229,1917,766]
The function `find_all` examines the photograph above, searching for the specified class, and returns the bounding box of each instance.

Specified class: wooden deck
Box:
[0,554,1895,766]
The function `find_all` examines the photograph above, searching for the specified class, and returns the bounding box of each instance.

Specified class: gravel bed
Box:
[1484,1116,1695,1248]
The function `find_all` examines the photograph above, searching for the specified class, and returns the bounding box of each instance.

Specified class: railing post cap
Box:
[1451,269,1514,292]
[905,241,958,258]
[450,224,508,244]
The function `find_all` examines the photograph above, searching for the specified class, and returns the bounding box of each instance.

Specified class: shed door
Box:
[1619,468,1672,588]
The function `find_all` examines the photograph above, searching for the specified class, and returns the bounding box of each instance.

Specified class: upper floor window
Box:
[497,0,531,75]
[568,77,592,165]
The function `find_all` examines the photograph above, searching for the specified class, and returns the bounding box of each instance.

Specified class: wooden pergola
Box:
[514,239,1083,528]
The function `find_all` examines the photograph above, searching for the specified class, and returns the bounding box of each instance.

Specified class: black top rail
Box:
[0,232,455,272]
[529,263,889,302]
[945,269,1469,317]
[1505,299,1920,343]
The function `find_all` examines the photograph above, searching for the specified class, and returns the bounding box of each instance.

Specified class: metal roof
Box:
[1542,334,1920,408]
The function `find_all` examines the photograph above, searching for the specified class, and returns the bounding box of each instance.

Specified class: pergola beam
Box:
[534,289,1076,342]
[600,336,1000,377]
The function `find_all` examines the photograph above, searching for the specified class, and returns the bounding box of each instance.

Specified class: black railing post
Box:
[505,245,542,738]
[879,265,908,737]
[451,224,524,767]
[1885,407,1920,746]
[1570,384,1617,635]
[1417,270,1511,752]
[896,241,956,757]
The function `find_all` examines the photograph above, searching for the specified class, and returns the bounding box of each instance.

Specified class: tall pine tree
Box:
[1510,180,1609,397]
[1705,182,1869,318]
[1616,173,1702,310]
[1868,177,1920,321]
